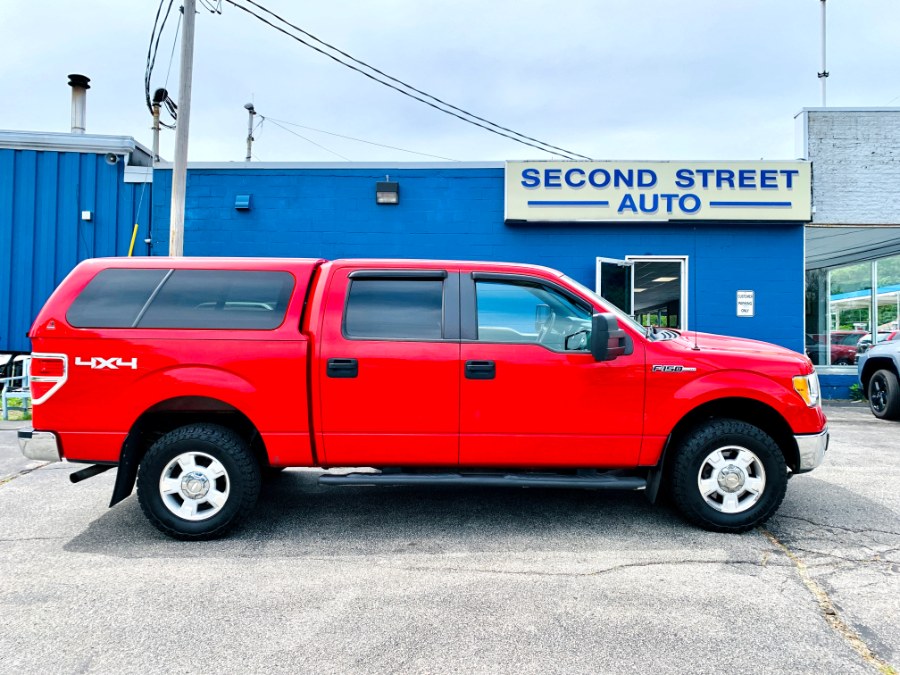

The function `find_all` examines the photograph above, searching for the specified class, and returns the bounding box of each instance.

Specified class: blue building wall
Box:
[151,166,805,353]
[0,149,151,352]
[819,374,855,400]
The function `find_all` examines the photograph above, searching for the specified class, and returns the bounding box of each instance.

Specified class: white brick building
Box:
[798,108,900,396]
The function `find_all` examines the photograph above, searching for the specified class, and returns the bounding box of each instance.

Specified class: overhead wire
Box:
[198,0,223,12]
[223,0,589,160]
[163,9,183,91]
[145,0,180,129]
[145,0,175,114]
[265,118,352,160]
[234,0,590,160]
[262,116,459,161]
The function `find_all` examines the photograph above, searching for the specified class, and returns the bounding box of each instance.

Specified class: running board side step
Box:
[318,471,646,491]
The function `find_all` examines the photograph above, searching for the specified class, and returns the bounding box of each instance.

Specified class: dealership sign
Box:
[505,160,811,222]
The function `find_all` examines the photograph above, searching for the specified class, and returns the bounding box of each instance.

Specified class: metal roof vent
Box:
[67,74,90,134]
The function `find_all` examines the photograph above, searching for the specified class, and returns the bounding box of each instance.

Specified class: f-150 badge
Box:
[652,365,697,373]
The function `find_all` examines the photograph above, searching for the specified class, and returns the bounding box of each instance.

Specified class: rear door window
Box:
[344,279,444,340]
[138,270,294,329]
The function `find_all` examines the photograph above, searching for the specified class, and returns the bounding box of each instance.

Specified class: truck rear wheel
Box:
[670,419,787,533]
[136,423,261,540]
[868,369,900,420]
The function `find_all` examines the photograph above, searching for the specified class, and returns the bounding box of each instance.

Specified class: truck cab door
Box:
[459,272,645,468]
[316,267,460,466]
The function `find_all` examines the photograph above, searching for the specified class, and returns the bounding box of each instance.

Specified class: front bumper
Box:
[18,428,62,462]
[794,427,828,473]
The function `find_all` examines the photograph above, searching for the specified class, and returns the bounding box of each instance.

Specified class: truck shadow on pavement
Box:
[63,469,900,559]
[64,469,699,556]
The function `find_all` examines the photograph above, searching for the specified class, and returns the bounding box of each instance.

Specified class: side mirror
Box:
[591,313,630,362]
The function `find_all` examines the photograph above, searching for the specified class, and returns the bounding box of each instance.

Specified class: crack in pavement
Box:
[786,546,900,568]
[0,463,48,488]
[379,557,783,579]
[776,514,900,538]
[761,527,897,675]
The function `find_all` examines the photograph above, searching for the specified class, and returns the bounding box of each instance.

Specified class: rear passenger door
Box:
[317,268,460,466]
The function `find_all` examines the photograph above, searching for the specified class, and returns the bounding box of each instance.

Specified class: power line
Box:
[198,0,223,12]
[266,118,352,160]
[163,9,183,91]
[223,0,589,160]
[263,116,459,161]
[234,0,589,160]
[145,0,179,129]
[145,0,175,113]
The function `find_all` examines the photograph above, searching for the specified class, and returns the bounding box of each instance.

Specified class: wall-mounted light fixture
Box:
[234,194,252,210]
[376,179,399,205]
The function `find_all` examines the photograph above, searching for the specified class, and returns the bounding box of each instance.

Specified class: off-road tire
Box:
[670,419,788,533]
[137,423,261,540]
[868,369,900,420]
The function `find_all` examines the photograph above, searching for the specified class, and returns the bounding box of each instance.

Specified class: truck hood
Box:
[667,331,812,369]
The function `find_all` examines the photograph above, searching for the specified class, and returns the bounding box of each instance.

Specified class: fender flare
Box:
[110,366,263,508]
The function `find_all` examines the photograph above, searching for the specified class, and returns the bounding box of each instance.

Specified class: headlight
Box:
[793,372,821,407]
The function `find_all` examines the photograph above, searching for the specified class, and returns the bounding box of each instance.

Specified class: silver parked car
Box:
[858,338,900,420]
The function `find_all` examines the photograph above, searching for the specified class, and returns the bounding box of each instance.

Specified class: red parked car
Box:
[20,257,828,539]
[805,330,865,365]
[857,331,900,356]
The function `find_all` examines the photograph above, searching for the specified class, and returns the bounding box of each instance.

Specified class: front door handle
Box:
[327,358,358,378]
[465,360,495,380]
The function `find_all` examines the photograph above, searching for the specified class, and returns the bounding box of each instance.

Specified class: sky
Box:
[1,0,898,163]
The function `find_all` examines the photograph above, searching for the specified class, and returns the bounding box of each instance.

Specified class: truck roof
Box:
[75,257,566,277]
[74,257,325,270]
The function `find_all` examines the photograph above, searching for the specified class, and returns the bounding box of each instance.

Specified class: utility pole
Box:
[151,102,161,163]
[244,103,256,162]
[169,0,197,257]
[818,0,829,107]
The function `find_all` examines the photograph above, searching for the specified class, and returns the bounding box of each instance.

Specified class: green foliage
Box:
[848,383,865,402]
[4,397,32,421]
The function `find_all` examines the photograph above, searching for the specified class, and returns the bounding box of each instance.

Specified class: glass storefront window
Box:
[806,255,900,368]
[876,254,900,346]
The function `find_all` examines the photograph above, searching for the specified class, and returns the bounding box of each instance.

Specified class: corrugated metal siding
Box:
[0,149,151,352]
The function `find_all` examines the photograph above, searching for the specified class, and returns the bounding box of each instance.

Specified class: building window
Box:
[805,254,900,368]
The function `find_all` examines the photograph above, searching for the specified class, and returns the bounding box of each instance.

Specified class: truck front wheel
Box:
[670,419,788,533]
[136,423,261,540]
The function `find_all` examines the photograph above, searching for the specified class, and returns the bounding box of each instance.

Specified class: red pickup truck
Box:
[20,257,828,539]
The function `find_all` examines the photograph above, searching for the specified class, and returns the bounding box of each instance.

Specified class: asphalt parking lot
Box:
[1,403,898,674]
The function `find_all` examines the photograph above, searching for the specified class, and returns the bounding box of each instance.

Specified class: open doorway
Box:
[596,256,688,329]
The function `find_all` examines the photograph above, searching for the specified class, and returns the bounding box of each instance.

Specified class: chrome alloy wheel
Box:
[696,445,766,514]
[159,451,230,521]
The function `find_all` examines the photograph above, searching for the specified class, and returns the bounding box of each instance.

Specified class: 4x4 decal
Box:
[74,357,138,370]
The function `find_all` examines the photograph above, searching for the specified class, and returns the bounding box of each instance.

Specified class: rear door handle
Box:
[465,360,495,380]
[327,358,358,378]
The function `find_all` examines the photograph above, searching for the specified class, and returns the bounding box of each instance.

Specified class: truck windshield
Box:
[560,275,650,337]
